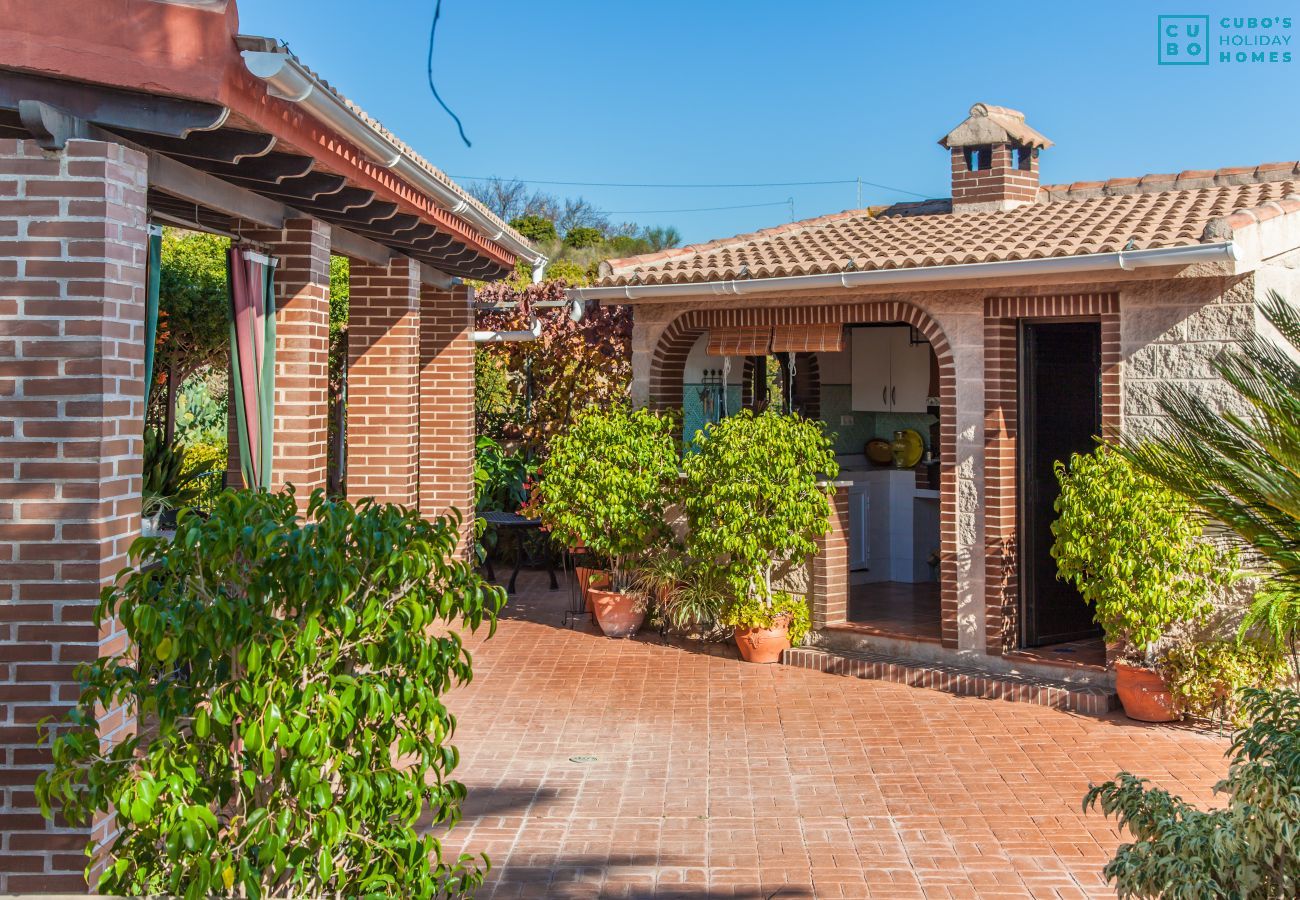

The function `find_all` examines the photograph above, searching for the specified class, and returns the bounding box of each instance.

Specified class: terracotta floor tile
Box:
[438,571,1228,898]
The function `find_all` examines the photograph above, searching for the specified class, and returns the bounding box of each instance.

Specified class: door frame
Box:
[1016,316,1103,648]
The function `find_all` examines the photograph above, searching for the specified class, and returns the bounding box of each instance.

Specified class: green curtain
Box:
[227,247,277,490]
[144,225,162,407]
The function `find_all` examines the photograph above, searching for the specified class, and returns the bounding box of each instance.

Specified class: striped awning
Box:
[772,323,845,354]
[706,326,772,357]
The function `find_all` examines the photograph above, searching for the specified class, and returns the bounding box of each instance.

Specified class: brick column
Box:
[231,219,331,505]
[811,487,850,629]
[418,283,474,548]
[346,257,420,506]
[0,139,148,891]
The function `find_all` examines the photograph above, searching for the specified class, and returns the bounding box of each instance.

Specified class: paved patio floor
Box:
[438,571,1229,899]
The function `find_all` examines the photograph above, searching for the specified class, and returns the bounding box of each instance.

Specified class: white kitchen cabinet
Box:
[889,327,932,413]
[850,326,932,414]
[846,484,869,571]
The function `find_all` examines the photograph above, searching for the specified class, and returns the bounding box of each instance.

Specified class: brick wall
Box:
[983,294,1120,654]
[0,138,148,891]
[238,219,332,505]
[346,257,421,507]
[649,301,960,648]
[418,283,474,553]
[811,489,850,628]
[951,144,1039,213]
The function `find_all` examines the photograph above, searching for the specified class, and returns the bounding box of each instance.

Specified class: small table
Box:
[480,510,558,594]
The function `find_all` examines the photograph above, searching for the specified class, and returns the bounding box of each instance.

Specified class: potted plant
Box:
[1052,445,1237,721]
[536,405,679,637]
[682,409,838,663]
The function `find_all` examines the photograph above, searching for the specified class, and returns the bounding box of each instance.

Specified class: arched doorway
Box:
[648,301,959,649]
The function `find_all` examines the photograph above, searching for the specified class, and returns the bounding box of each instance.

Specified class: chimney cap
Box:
[939,103,1053,150]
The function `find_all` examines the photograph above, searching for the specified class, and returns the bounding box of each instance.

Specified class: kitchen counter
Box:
[838,467,938,583]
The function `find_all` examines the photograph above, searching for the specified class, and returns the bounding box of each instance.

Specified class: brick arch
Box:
[648,301,960,648]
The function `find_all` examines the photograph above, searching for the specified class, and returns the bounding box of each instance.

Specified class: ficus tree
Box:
[535,405,679,592]
[1050,444,1236,663]
[682,409,838,606]
[36,489,504,899]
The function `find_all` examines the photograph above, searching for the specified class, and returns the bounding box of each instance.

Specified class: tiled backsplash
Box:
[681,383,935,457]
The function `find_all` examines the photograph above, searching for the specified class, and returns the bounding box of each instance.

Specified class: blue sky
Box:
[237,1,1299,245]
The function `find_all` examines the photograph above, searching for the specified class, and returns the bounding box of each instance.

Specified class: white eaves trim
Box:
[569,241,1241,303]
[240,48,546,272]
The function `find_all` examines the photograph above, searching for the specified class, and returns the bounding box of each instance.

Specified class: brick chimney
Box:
[939,103,1052,213]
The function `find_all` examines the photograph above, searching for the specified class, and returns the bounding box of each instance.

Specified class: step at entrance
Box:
[783,646,1118,717]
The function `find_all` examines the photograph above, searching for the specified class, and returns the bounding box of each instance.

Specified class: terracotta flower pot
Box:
[733,613,792,664]
[1114,662,1178,722]
[589,587,645,637]
[575,567,609,613]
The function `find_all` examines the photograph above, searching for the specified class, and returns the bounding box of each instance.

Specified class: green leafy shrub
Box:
[36,489,504,898]
[562,226,603,249]
[720,592,811,646]
[535,405,679,591]
[541,257,589,287]
[181,439,226,513]
[142,428,219,522]
[1051,444,1236,662]
[681,410,834,646]
[1123,291,1300,681]
[1160,639,1289,726]
[1084,687,1300,898]
[683,409,837,607]
[173,374,227,447]
[508,214,557,243]
[474,436,535,515]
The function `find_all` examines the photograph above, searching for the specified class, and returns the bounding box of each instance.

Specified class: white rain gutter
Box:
[240,47,548,279]
[471,297,585,343]
[569,241,1240,302]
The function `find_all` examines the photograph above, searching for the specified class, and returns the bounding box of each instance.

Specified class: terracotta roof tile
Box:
[599,177,1300,287]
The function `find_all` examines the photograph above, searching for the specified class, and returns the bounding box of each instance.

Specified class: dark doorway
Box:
[1019,321,1103,647]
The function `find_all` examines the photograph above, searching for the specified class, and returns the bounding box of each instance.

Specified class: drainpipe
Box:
[472,296,585,343]
[568,241,1240,302]
[474,316,543,343]
[240,45,547,274]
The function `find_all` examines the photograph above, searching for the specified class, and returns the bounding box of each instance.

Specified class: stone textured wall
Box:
[1120,275,1258,441]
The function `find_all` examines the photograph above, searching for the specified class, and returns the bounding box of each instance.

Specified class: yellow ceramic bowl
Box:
[865,439,894,465]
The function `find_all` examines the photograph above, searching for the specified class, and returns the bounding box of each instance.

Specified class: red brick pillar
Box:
[232,219,331,506]
[811,487,850,629]
[346,257,420,506]
[418,283,475,549]
[0,138,148,891]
